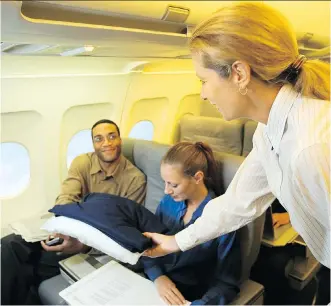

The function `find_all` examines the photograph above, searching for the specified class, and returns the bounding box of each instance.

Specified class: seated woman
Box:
[142,141,241,305]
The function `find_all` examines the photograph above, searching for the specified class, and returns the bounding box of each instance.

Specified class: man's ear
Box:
[193,171,204,184]
[231,60,251,89]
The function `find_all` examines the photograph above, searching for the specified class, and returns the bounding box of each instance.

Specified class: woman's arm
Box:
[291,143,330,228]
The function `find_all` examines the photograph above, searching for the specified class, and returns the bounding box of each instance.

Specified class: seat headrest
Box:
[179,116,244,155]
[122,139,247,210]
[132,140,170,213]
[214,152,245,192]
[200,99,223,118]
[242,121,258,157]
[121,138,136,164]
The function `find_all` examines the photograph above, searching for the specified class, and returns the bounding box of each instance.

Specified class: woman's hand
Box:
[272,212,290,228]
[142,233,180,258]
[41,234,90,254]
[155,275,186,305]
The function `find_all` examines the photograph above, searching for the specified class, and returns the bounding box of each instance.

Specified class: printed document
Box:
[59,261,166,305]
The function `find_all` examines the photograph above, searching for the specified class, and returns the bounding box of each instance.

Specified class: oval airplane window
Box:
[129,121,154,141]
[67,129,94,169]
[0,142,30,198]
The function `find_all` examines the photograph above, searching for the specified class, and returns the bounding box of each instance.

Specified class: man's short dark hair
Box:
[91,119,121,137]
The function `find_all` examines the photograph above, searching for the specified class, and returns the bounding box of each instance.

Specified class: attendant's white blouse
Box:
[176,85,330,268]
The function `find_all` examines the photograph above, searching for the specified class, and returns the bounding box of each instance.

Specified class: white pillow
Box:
[41,216,142,265]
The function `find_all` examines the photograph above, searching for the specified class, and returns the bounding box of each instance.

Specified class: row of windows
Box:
[0,121,154,198]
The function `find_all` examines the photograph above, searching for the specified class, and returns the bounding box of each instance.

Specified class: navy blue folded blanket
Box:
[49,193,169,253]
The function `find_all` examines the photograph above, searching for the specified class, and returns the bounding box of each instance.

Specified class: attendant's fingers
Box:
[165,292,180,305]
[171,287,186,305]
[143,232,166,244]
[162,295,171,305]
[142,246,167,258]
[142,248,152,257]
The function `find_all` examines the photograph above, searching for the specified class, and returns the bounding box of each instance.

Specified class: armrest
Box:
[38,274,70,305]
[287,256,321,290]
[230,279,264,305]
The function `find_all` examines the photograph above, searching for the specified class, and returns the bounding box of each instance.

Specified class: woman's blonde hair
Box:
[189,2,330,101]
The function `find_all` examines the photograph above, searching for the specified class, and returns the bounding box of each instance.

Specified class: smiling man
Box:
[1,119,147,305]
[56,119,146,205]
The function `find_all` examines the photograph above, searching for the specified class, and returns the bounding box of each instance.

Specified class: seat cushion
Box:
[48,193,168,253]
[41,216,142,265]
[242,120,258,157]
[38,274,70,305]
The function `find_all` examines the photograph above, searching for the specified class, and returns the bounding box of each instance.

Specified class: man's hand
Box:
[41,234,89,254]
[155,275,186,305]
[142,233,180,258]
[272,212,290,228]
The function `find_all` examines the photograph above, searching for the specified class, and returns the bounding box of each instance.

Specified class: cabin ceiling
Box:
[1,1,330,61]
[38,1,331,38]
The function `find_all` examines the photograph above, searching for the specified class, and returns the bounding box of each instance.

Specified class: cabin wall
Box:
[1,55,204,235]
[121,72,201,143]
[1,56,131,234]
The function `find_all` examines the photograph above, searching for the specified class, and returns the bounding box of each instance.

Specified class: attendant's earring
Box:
[238,86,248,95]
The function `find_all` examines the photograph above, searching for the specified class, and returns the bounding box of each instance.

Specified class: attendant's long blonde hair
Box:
[189,2,330,101]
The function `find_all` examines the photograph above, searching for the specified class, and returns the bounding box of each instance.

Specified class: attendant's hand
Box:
[41,234,89,254]
[272,212,290,228]
[142,233,180,258]
[155,275,186,305]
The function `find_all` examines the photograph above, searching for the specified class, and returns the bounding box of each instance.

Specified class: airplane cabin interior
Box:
[1,1,330,305]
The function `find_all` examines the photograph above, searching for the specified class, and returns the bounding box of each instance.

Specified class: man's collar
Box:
[266,84,299,154]
[110,155,126,181]
[90,153,102,175]
[90,153,125,180]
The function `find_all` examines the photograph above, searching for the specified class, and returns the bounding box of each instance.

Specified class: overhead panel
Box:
[38,1,227,25]
[1,1,329,60]
[162,6,190,23]
[35,1,330,38]
[21,1,188,36]
[1,1,189,58]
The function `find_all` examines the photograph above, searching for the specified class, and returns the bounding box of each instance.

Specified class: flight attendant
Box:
[143,2,330,304]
